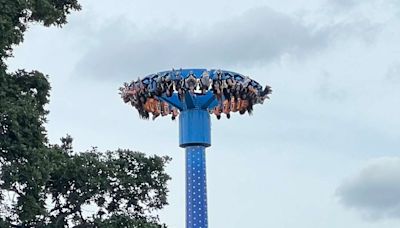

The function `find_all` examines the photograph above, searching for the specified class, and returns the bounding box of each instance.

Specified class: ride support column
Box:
[179,109,211,228]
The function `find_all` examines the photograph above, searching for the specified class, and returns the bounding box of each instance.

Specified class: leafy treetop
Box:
[0,0,81,64]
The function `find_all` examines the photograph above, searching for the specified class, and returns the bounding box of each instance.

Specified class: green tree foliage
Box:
[0,0,81,63]
[0,1,171,227]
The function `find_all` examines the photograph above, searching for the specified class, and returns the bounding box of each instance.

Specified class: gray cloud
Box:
[73,7,332,80]
[386,63,400,83]
[326,0,381,10]
[328,0,399,10]
[337,157,400,220]
[328,0,359,9]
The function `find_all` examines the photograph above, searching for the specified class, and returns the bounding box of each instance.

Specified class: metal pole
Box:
[179,109,211,228]
[185,146,208,228]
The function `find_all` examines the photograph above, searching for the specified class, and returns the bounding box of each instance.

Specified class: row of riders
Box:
[120,70,272,120]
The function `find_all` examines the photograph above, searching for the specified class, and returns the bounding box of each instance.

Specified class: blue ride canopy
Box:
[120,68,271,120]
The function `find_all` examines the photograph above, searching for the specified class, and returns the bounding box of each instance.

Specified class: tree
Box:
[0,0,81,63]
[0,1,171,227]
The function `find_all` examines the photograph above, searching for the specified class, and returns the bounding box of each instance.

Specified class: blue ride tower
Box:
[120,68,271,228]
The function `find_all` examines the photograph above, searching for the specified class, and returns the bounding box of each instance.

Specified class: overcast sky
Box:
[5,0,400,227]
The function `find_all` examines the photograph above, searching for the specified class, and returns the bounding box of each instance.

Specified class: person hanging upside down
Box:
[222,99,231,119]
[213,105,222,120]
